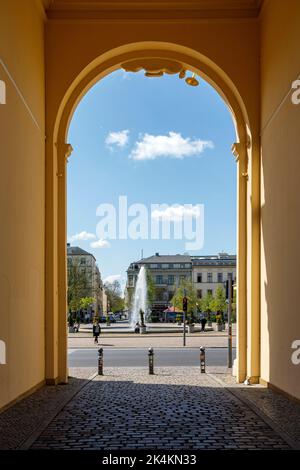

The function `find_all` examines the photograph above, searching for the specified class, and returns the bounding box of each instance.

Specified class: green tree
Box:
[146,269,156,305]
[104,279,124,313]
[68,260,90,314]
[79,296,96,311]
[171,279,197,322]
[210,286,227,315]
[231,288,237,322]
[200,292,213,318]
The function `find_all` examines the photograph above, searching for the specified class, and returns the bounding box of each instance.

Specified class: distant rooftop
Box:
[67,244,96,260]
[129,252,236,268]
[134,253,192,264]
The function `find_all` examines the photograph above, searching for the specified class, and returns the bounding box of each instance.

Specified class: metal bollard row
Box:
[200,346,206,373]
[98,347,206,375]
[98,348,103,375]
[148,347,154,375]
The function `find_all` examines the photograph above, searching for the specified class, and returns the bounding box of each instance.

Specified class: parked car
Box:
[112,312,121,321]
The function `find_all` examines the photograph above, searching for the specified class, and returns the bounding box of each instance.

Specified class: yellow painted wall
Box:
[0,0,299,409]
[260,0,300,399]
[0,0,45,408]
[45,17,260,136]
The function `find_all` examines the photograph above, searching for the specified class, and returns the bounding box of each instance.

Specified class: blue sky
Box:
[67,70,236,289]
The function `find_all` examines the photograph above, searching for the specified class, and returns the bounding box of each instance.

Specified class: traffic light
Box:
[183,296,188,312]
[225,280,234,300]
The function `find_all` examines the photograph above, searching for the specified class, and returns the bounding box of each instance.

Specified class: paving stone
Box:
[30,367,290,450]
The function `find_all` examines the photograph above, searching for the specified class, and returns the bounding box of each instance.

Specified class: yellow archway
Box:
[46,42,257,386]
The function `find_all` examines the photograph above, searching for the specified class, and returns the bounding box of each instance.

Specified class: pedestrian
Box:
[93,320,101,344]
[200,314,207,332]
[134,322,140,334]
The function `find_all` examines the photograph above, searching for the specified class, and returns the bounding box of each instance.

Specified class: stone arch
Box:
[47,41,253,385]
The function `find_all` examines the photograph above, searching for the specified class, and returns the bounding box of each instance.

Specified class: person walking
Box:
[200,313,207,332]
[93,320,101,344]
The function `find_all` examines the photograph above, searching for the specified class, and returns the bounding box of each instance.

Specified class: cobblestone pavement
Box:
[31,368,290,450]
[215,374,300,448]
[0,368,96,450]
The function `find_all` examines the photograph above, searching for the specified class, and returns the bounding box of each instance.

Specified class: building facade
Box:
[127,253,192,316]
[67,244,104,318]
[126,253,236,317]
[192,254,236,300]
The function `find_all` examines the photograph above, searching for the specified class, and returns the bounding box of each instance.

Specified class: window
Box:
[218,273,223,283]
[80,257,86,265]
[197,273,202,283]
[197,289,202,299]
[156,275,163,285]
[128,276,134,287]
[207,289,213,296]
[150,264,157,268]
[207,273,213,283]
[174,264,180,268]
[162,264,169,269]
[168,275,174,285]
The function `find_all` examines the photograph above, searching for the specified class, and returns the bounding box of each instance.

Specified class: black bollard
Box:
[98,347,103,375]
[200,346,206,373]
[148,347,154,375]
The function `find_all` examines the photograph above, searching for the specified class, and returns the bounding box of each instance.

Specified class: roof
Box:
[192,253,236,266]
[67,245,96,259]
[128,252,236,270]
[135,254,192,264]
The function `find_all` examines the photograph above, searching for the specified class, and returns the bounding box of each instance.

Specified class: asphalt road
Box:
[68,347,236,367]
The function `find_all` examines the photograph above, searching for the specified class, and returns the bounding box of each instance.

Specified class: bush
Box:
[150,315,159,323]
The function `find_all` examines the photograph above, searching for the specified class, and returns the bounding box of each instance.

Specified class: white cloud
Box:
[151,204,201,221]
[130,132,213,161]
[68,231,96,242]
[103,274,122,285]
[105,130,129,148]
[90,239,110,249]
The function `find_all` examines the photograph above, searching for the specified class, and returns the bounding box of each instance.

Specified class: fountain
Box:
[130,266,148,331]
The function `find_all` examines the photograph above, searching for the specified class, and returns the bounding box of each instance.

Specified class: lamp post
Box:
[182,289,188,347]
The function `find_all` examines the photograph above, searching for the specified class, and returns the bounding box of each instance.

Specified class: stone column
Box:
[232,142,248,383]
[56,142,73,384]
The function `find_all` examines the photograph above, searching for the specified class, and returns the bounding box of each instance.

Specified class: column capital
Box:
[231,139,250,162]
[55,142,73,160]
[56,143,73,177]
[231,140,249,178]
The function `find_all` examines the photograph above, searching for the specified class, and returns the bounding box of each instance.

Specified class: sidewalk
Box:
[68,334,235,348]
[68,322,236,349]
[1,367,299,450]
